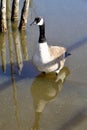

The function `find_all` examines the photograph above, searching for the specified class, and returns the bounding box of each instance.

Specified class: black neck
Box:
[38,23,46,43]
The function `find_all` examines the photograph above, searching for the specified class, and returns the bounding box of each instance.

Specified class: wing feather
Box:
[49,46,66,58]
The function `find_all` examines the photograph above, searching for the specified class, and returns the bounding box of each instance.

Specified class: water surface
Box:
[0,0,87,130]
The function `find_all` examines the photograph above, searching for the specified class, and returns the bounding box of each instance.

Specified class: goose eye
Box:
[35,17,41,24]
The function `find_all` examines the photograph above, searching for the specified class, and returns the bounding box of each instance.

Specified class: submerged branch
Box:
[0,33,6,72]
[12,22,23,73]
[20,30,29,61]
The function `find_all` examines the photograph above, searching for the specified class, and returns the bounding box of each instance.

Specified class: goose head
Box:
[30,17,44,26]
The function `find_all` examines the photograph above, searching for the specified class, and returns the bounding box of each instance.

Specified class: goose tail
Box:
[64,51,71,58]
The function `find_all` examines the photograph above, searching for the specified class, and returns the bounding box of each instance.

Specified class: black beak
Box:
[30,20,35,26]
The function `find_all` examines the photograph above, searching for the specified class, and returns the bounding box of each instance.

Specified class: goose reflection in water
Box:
[30,67,70,130]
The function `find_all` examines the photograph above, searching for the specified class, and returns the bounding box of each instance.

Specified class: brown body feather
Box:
[49,46,66,58]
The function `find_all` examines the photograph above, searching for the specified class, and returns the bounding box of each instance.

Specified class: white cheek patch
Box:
[37,18,44,25]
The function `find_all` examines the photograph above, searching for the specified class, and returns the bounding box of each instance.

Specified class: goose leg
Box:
[42,72,46,75]
[55,70,60,75]
[55,60,65,75]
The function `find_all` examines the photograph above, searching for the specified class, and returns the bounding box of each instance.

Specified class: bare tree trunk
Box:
[19,0,30,30]
[0,0,7,32]
[11,0,19,21]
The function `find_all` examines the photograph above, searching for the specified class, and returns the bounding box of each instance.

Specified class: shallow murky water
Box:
[0,0,87,130]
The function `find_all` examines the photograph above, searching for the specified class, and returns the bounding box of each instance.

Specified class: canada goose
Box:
[30,67,70,129]
[30,17,71,74]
